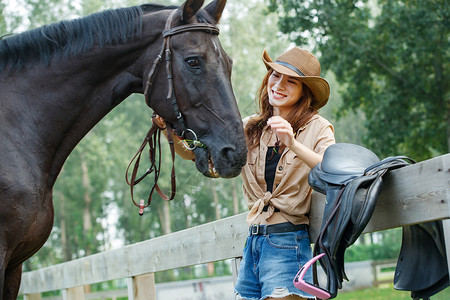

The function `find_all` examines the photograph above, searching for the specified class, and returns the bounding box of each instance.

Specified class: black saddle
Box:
[306,143,448,299]
[394,221,449,299]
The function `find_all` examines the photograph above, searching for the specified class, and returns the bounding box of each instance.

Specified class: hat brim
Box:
[262,49,330,109]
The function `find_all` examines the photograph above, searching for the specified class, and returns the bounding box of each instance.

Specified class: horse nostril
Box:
[213,145,247,178]
[219,146,236,162]
[219,146,247,167]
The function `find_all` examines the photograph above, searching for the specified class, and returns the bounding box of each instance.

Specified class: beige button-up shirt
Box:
[242,114,335,225]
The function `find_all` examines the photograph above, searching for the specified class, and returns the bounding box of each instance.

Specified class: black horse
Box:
[0,0,247,298]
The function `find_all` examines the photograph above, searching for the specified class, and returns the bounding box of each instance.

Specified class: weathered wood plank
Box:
[442,155,450,276]
[20,154,449,294]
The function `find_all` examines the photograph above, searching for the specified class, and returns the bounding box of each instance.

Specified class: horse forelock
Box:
[0,5,171,72]
[196,9,217,25]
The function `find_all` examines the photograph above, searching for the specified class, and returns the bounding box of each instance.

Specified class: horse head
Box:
[142,0,247,178]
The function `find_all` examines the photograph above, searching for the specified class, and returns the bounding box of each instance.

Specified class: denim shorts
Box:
[234,227,314,300]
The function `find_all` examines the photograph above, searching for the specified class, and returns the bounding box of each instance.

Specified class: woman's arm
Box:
[267,116,322,169]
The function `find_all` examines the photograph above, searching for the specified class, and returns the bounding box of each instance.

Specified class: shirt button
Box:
[278,166,283,171]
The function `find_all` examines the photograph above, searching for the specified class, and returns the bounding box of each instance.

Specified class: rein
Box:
[126,122,176,215]
[127,9,220,216]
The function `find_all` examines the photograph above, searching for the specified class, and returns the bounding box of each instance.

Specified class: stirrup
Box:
[293,253,331,299]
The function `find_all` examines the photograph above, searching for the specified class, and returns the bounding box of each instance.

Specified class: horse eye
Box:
[185,58,200,68]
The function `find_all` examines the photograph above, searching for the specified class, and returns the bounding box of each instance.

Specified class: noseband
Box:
[127,9,220,215]
[144,9,220,147]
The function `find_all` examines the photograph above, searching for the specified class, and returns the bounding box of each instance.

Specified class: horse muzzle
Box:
[193,142,247,179]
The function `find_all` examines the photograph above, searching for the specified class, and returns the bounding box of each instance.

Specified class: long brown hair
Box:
[245,70,317,149]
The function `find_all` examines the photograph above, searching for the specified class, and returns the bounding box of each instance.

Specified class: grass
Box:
[336,284,450,300]
[17,285,450,300]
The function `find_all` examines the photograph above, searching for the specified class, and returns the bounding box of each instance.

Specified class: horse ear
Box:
[204,0,227,23]
[182,0,205,23]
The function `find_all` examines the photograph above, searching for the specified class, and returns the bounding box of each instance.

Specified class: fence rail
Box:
[19,153,450,299]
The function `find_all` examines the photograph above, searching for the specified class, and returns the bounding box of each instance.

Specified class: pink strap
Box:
[293,253,331,299]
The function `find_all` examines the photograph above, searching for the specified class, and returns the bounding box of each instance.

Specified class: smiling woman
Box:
[234,47,335,300]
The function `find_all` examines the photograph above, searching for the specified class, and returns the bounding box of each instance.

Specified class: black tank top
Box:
[265,146,282,193]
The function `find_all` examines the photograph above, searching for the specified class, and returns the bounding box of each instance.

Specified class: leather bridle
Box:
[144,9,219,142]
[126,9,220,215]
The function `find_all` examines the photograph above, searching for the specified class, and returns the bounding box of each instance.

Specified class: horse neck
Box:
[9,36,161,187]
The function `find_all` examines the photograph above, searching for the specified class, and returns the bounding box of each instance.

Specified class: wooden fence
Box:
[19,153,450,299]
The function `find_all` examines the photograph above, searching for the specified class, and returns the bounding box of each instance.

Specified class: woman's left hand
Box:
[267,116,295,148]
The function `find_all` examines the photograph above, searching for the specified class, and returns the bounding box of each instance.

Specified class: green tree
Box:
[0,1,5,34]
[222,0,291,117]
[268,0,449,160]
[1,0,25,33]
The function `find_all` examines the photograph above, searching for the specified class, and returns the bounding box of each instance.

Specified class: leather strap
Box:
[249,223,308,236]
[126,123,177,215]
[163,23,219,37]
[144,9,220,138]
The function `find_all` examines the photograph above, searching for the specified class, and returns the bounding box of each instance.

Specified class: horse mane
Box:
[0,4,177,72]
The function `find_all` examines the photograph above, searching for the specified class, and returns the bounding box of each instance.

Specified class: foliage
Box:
[345,229,402,262]
[220,0,291,117]
[268,0,449,160]
[0,2,5,34]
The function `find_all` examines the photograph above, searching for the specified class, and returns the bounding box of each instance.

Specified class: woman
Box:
[233,47,335,300]
[153,46,335,300]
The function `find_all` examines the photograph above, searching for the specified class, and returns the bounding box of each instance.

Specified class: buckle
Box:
[250,225,260,235]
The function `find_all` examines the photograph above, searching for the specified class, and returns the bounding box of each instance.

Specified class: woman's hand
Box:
[268,116,322,169]
[267,116,295,148]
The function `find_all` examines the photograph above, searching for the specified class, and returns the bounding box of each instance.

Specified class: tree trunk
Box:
[80,156,93,254]
[80,155,92,293]
[232,178,240,214]
[210,179,221,221]
[358,234,367,245]
[208,179,222,276]
[57,190,71,261]
[158,201,172,235]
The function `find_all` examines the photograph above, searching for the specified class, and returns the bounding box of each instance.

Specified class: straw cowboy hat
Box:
[262,47,330,109]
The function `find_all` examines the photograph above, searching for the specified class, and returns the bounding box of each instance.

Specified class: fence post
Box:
[443,157,450,276]
[232,257,242,286]
[23,294,41,300]
[443,220,450,276]
[127,273,156,300]
[62,286,85,300]
[371,260,378,287]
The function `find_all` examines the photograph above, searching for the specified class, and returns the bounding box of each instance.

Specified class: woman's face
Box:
[267,71,303,114]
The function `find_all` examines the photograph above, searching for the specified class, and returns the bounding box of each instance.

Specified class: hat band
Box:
[276,60,305,77]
